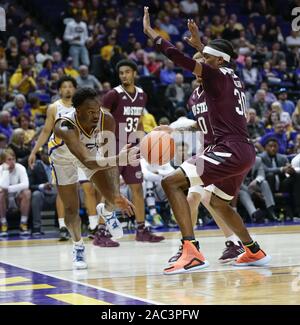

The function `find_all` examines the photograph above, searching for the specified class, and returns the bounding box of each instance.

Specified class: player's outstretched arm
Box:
[143,6,202,76]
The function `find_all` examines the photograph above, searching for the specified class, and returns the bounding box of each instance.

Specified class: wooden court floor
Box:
[0,225,299,305]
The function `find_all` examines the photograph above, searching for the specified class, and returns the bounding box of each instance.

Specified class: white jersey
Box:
[55,99,74,119]
[49,109,105,165]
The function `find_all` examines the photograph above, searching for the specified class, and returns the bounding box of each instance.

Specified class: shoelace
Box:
[105,213,119,229]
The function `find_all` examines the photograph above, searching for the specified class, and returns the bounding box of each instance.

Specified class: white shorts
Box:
[50,160,98,186]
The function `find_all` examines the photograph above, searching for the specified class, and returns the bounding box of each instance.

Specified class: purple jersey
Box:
[201,63,249,142]
[187,86,213,148]
[102,85,147,144]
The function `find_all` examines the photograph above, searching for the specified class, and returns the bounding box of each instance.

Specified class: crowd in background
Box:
[1,0,300,234]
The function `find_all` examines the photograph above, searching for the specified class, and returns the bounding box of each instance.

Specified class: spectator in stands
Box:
[28,146,57,235]
[252,89,269,118]
[239,156,277,223]
[52,52,65,72]
[272,60,293,87]
[5,36,19,70]
[160,59,176,85]
[258,82,277,105]
[140,109,157,133]
[222,19,240,41]
[9,65,37,96]
[0,84,8,111]
[247,108,265,144]
[10,94,31,126]
[292,100,300,132]
[153,19,170,41]
[242,56,260,89]
[63,57,79,78]
[18,16,35,40]
[36,41,53,68]
[0,134,7,154]
[278,88,295,116]
[28,95,46,127]
[8,128,31,168]
[38,58,54,81]
[180,0,199,16]
[264,109,280,132]
[0,148,31,236]
[260,121,289,154]
[100,35,117,62]
[266,43,286,67]
[146,52,162,77]
[76,65,102,91]
[160,15,179,36]
[286,30,300,48]
[63,11,90,69]
[294,134,300,154]
[27,53,39,76]
[16,113,35,146]
[260,138,300,218]
[101,81,111,95]
[0,59,9,90]
[210,15,224,38]
[260,61,280,84]
[165,73,191,108]
[0,111,13,141]
[122,33,136,55]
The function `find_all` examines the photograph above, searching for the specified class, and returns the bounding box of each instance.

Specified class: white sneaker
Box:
[96,203,123,239]
[72,245,88,270]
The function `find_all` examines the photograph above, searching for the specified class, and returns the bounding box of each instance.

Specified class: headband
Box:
[202,46,231,62]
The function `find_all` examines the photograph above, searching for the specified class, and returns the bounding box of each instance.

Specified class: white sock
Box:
[1,217,7,225]
[89,215,99,230]
[225,234,240,245]
[73,238,84,247]
[58,218,66,229]
[20,216,28,224]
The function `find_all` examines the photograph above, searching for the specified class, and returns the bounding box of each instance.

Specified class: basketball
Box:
[140,131,175,165]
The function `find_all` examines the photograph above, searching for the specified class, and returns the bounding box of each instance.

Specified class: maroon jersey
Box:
[201,64,249,142]
[187,86,214,148]
[102,85,147,146]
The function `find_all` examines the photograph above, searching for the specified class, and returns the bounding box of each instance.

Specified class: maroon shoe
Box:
[218,241,244,264]
[93,228,120,247]
[168,244,183,264]
[136,226,165,242]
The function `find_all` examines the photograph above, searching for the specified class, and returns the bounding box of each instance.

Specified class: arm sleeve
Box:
[102,90,118,112]
[8,165,29,193]
[154,38,196,73]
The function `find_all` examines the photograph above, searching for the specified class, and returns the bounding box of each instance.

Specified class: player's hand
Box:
[28,153,36,169]
[143,6,152,36]
[184,19,203,52]
[152,125,174,134]
[114,195,136,216]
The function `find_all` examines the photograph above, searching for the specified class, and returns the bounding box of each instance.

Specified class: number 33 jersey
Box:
[102,85,147,150]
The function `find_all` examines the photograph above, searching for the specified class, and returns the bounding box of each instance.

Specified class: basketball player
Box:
[168,63,244,264]
[143,8,271,274]
[102,59,164,242]
[51,87,139,269]
[28,76,104,242]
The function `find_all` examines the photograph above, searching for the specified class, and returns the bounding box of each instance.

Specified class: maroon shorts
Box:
[181,138,255,199]
[119,164,143,184]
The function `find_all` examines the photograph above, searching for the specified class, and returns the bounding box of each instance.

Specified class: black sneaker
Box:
[59,227,70,241]
[218,241,245,264]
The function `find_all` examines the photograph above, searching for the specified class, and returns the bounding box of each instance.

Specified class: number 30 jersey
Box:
[102,85,147,149]
[187,86,214,148]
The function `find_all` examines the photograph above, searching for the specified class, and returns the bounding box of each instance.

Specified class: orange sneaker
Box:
[233,245,271,267]
[164,240,209,275]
